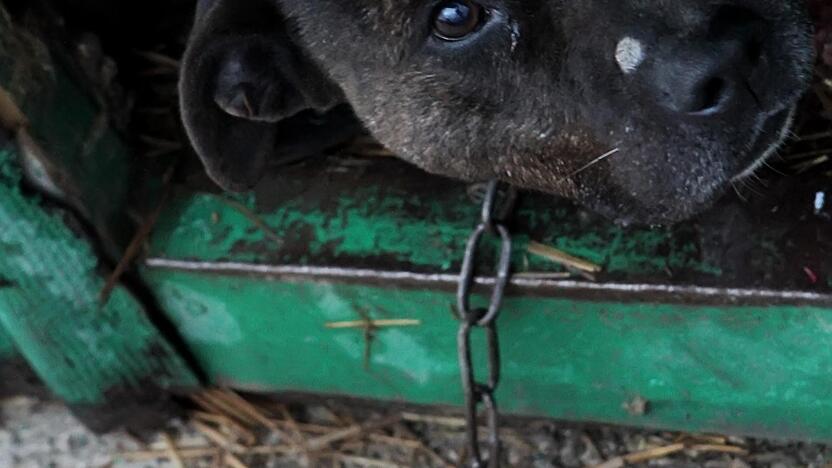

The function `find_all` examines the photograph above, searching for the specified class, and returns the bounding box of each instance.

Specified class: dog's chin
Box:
[580,107,798,227]
[732,106,797,182]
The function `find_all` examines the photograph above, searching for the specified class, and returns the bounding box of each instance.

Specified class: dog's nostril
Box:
[693,77,727,114]
[645,5,766,116]
[655,73,731,115]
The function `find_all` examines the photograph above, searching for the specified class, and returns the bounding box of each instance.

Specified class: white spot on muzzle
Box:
[615,37,645,74]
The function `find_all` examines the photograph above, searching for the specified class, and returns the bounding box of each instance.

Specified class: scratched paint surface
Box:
[149,162,722,280]
[0,2,202,407]
[0,146,199,404]
[149,148,832,293]
[143,269,832,441]
[141,148,832,442]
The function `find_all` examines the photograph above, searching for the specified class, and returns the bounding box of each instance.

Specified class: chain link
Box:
[456,180,516,468]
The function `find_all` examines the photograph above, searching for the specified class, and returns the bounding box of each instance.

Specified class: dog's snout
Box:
[642,6,766,116]
[649,42,744,115]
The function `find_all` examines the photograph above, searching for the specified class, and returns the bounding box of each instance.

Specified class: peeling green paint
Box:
[140,156,832,441]
[151,184,721,279]
[152,188,481,270]
[0,147,198,404]
[0,2,201,405]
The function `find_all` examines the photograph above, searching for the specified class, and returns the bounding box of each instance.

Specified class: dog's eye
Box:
[432,1,484,41]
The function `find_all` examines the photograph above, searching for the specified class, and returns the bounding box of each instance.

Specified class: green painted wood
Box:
[142,160,832,441]
[150,166,723,281]
[143,268,832,442]
[0,3,199,406]
[0,3,134,254]
[0,320,15,359]
[149,160,829,293]
[0,146,199,404]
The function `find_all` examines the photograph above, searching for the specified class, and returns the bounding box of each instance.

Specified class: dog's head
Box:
[181,0,814,225]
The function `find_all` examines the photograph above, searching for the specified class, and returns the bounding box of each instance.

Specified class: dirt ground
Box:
[2,393,830,468]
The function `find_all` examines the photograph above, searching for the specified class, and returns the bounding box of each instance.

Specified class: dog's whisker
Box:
[747,170,770,187]
[569,148,621,177]
[731,180,749,203]
[762,160,787,176]
[797,130,832,142]
[737,175,765,198]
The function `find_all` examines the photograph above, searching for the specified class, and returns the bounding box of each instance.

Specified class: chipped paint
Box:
[151,186,722,279]
[0,147,198,404]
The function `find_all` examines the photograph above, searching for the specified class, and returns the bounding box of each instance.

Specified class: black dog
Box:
[180,0,814,225]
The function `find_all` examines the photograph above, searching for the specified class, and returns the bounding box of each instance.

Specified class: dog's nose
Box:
[643,6,765,115]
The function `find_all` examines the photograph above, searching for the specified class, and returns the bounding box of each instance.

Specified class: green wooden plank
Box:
[150,172,721,280]
[0,147,199,404]
[0,3,134,254]
[143,268,832,442]
[148,159,828,294]
[0,319,15,359]
[142,159,832,441]
[0,318,43,399]
[0,1,200,407]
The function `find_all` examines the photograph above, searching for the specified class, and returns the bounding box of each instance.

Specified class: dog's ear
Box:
[179,0,344,191]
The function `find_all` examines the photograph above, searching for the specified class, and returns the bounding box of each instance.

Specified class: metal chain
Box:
[456,180,516,468]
